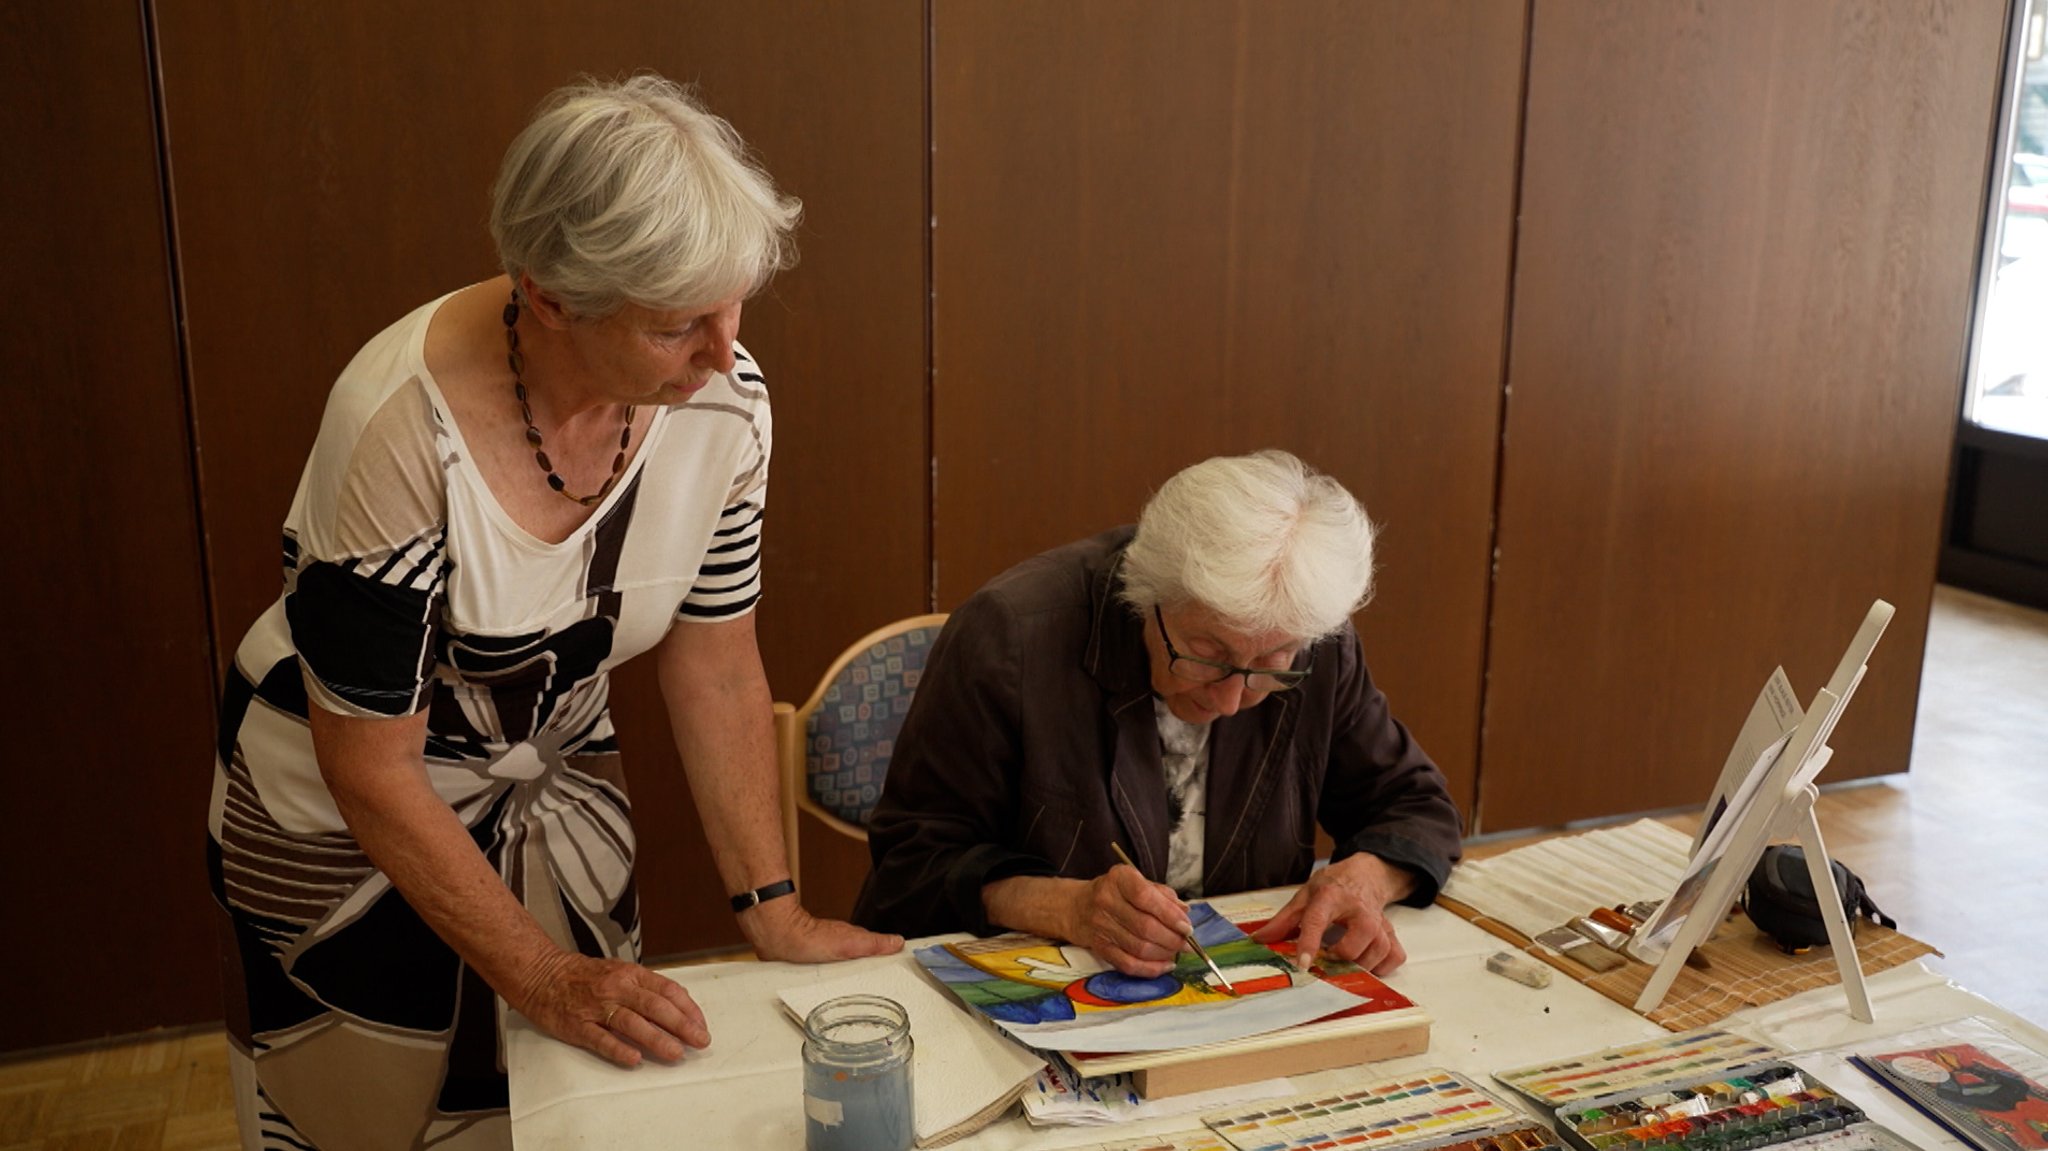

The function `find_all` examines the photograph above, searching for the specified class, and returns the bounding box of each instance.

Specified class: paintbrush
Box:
[1109,842,1238,995]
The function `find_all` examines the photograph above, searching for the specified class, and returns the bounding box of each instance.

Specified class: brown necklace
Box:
[504,290,635,507]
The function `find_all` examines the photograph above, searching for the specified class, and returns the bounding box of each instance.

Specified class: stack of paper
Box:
[1020,1061,1291,1127]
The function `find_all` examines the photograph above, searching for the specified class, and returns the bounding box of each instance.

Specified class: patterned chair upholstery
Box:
[774,614,947,882]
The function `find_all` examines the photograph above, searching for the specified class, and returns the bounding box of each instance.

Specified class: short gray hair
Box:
[491,74,800,316]
[1118,450,1377,641]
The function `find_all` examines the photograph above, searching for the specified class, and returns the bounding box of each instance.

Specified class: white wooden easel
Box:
[1630,600,1896,1023]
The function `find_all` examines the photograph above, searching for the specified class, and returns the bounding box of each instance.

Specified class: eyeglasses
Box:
[1153,604,1314,693]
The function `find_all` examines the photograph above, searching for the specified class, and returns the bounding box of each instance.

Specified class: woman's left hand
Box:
[1250,853,1414,975]
[738,897,904,963]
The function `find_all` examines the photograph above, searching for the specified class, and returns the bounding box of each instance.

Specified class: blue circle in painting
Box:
[1081,972,1181,1003]
[983,994,1078,1025]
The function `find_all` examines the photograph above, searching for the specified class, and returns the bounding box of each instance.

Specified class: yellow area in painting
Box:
[943,940,1081,990]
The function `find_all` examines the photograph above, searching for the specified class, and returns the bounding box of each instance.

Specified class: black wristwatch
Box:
[729,878,797,914]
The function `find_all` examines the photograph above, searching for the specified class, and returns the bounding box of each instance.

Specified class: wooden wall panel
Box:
[0,4,222,1047]
[930,1,1527,814]
[1481,0,2007,830]
[155,0,926,956]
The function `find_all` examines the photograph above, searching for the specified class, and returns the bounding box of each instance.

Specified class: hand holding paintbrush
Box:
[1109,842,1238,995]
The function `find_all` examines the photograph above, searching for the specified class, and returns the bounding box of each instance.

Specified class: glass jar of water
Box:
[801,994,914,1151]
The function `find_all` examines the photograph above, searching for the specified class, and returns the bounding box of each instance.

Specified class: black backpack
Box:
[1743,844,1896,953]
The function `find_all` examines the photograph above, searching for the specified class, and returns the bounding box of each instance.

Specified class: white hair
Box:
[1118,450,1377,641]
[490,74,800,317]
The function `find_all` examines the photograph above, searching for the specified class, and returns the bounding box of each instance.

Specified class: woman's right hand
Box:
[1065,865,1191,978]
[513,949,710,1068]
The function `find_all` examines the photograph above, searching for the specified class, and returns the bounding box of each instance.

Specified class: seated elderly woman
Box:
[854,450,1462,976]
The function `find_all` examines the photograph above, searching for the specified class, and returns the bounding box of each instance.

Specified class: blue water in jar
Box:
[801,994,914,1151]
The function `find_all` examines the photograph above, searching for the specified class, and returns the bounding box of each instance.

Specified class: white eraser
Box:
[1486,950,1553,988]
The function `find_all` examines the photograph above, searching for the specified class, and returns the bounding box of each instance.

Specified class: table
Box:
[508,897,2047,1149]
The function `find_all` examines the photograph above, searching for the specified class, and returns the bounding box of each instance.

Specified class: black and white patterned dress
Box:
[205,290,770,1149]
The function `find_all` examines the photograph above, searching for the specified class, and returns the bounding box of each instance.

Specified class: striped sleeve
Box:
[679,500,763,619]
[290,527,447,716]
[288,382,450,717]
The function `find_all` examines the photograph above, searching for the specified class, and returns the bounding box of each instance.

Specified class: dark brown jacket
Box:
[853,527,1463,937]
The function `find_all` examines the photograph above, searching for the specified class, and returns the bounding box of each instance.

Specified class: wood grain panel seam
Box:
[138,0,223,707]
[923,0,938,614]
[1472,0,1540,838]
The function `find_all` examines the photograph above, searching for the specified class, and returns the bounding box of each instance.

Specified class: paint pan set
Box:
[1552,1061,1867,1151]
[1199,1069,1554,1151]
[1491,1031,1916,1151]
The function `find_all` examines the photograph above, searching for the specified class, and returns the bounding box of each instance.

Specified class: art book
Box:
[1853,1026,2048,1151]
[912,902,1363,1055]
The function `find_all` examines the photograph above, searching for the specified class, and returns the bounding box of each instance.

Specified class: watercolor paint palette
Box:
[1551,1060,1879,1151]
[1493,1030,1781,1108]
[1200,1069,1524,1151]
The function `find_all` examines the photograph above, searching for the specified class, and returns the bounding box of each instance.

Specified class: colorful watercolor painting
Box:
[1233,915,1415,1021]
[914,902,1364,1053]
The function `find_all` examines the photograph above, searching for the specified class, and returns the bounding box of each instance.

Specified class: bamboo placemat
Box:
[1439,895,1938,1030]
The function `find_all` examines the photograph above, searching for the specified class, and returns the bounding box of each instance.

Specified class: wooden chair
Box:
[774,613,948,886]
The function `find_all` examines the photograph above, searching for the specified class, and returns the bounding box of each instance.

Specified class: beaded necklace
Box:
[503,290,635,507]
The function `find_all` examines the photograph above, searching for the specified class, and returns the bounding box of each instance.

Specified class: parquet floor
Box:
[3,586,2041,1149]
[0,1026,237,1151]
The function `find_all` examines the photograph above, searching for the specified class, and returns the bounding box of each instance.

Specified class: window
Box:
[1965,0,2048,438]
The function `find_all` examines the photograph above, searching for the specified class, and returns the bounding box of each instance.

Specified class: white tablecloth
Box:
[507,899,2044,1150]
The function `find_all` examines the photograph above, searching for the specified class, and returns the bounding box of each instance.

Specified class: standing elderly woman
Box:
[855,450,1462,976]
[206,75,897,1149]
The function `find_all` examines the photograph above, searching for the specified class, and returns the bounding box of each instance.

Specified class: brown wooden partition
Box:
[8,0,2016,1056]
[929,0,1530,813]
[153,0,928,955]
[1479,0,2008,830]
[0,5,222,1048]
